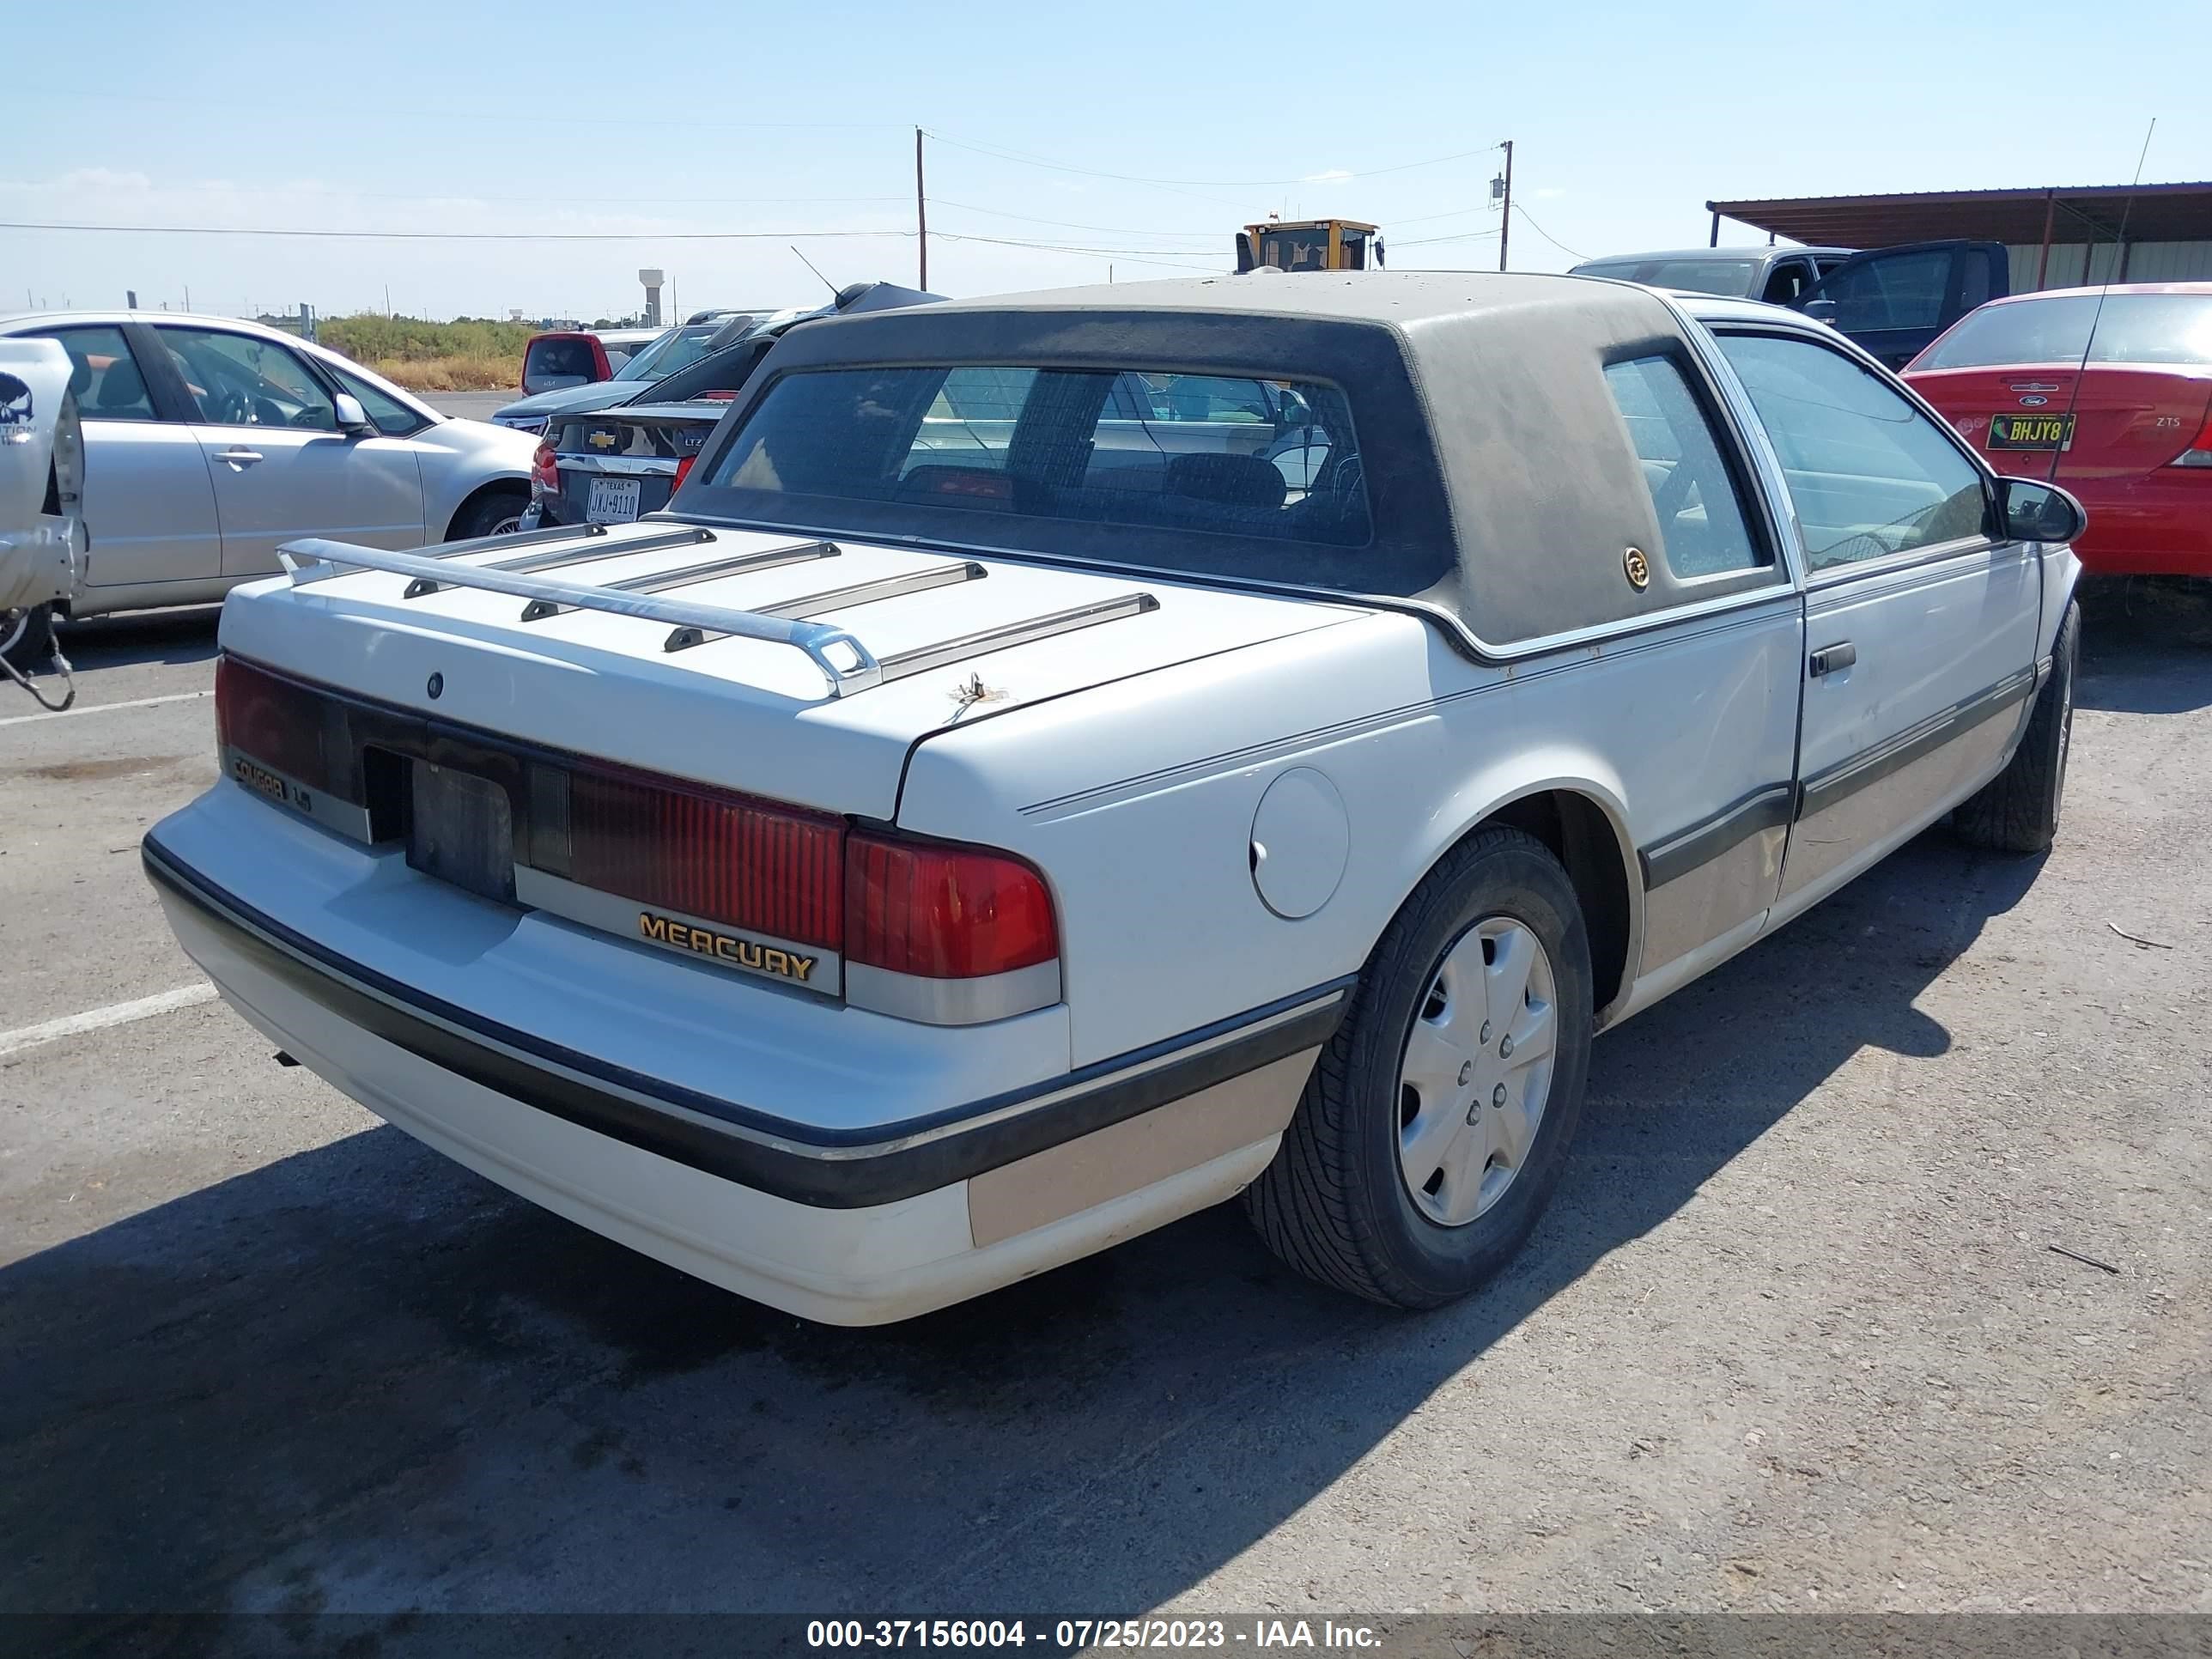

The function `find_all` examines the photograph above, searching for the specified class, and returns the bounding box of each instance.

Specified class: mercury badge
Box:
[1623,545,1651,591]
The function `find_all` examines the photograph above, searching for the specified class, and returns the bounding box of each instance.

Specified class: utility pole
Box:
[1497,140,1514,273]
[915,127,928,291]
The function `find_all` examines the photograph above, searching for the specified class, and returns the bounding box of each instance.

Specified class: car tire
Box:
[0,603,56,675]
[453,489,529,542]
[1242,825,1595,1310]
[1953,599,2078,856]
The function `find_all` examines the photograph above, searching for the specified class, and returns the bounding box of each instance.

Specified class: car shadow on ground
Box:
[2076,577,2212,714]
[53,605,223,672]
[1,830,2044,1638]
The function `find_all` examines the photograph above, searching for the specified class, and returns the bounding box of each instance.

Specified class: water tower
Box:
[638,268,665,327]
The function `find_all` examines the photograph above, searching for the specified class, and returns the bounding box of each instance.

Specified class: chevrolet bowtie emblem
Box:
[587,430,617,450]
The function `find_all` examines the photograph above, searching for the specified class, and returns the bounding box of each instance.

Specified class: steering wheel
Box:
[210,385,253,424]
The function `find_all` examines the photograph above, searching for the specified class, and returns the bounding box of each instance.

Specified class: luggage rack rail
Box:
[277,532,1161,701]
[278,536,884,697]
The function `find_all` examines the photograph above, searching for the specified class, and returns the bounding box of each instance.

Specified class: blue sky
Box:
[5,0,2206,320]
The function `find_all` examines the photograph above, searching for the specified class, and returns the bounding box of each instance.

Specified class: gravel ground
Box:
[1,586,2206,1636]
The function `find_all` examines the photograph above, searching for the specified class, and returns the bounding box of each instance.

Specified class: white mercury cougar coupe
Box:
[143,274,2083,1324]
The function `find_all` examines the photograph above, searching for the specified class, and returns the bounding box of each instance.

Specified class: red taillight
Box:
[843,832,1058,980]
[531,438,559,495]
[563,767,843,950]
[215,655,334,792]
[2172,410,2212,469]
[696,389,738,401]
[672,453,698,492]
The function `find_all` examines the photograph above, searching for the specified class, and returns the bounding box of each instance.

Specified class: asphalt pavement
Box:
[2,586,2207,1638]
[431,390,513,422]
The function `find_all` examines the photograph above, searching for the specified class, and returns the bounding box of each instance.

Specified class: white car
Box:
[0,311,541,661]
[143,274,2084,1325]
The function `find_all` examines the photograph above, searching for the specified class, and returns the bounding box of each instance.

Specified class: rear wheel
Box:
[453,489,528,542]
[1954,599,2078,855]
[1243,826,1594,1309]
[1,603,55,674]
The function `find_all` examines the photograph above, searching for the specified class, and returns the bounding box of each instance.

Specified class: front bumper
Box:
[144,829,1341,1322]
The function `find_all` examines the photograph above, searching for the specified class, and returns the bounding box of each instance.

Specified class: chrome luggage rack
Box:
[276,530,1158,701]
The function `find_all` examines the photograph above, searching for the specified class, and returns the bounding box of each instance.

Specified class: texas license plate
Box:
[1988,411,2075,451]
[407,762,515,903]
[586,477,641,522]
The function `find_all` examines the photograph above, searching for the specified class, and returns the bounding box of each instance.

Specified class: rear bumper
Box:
[144,831,1340,1322]
[2071,476,2212,576]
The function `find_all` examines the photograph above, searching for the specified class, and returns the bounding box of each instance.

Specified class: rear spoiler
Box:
[276,530,1157,701]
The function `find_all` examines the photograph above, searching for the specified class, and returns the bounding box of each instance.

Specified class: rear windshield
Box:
[695,364,1371,556]
[1915,293,2212,369]
[1576,258,1758,297]
[612,326,714,381]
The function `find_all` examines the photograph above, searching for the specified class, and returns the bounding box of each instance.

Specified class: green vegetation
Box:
[316,314,538,392]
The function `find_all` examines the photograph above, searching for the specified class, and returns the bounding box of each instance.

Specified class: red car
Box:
[1904,282,2212,576]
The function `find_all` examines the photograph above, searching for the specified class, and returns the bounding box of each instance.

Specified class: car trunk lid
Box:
[222,520,1364,823]
[1911,363,2212,481]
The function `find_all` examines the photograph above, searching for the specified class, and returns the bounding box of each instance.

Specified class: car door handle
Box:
[215,447,264,466]
[1809,641,1856,677]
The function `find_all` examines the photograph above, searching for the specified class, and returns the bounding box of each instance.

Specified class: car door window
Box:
[1802,249,1950,332]
[1602,356,1767,578]
[161,329,337,430]
[328,366,428,436]
[1717,331,1988,571]
[34,325,159,422]
[1759,260,1813,306]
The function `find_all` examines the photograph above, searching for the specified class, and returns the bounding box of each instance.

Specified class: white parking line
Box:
[0,983,218,1058]
[0,689,213,729]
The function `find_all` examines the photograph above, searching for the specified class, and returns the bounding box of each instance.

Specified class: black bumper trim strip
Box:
[143,837,1346,1210]
[1797,667,2035,823]
[1638,782,1795,891]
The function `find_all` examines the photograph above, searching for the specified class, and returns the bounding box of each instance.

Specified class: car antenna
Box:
[789,245,840,300]
[2046,118,2156,488]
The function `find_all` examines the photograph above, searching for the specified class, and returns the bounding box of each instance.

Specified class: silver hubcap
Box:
[1396,915,1559,1227]
[489,514,523,537]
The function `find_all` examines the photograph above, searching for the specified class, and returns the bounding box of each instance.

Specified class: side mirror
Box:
[1275,388,1315,432]
[1801,298,1839,325]
[333,392,375,436]
[1997,476,2088,544]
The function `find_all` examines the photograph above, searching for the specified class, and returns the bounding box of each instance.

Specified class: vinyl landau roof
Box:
[705,270,1744,656]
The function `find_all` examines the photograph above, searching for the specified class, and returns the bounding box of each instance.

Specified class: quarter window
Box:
[1718,331,1987,571]
[1601,355,1766,578]
[36,325,158,422]
[161,329,337,430]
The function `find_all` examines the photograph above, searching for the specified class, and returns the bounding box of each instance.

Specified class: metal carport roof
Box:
[1706,183,2212,248]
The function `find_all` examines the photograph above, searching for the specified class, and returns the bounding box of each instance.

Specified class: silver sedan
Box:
[0,311,540,647]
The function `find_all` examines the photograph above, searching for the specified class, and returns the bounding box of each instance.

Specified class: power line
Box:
[0,218,1225,262]
[0,220,916,242]
[1510,202,1589,262]
[926,198,1219,240]
[921,130,1502,191]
